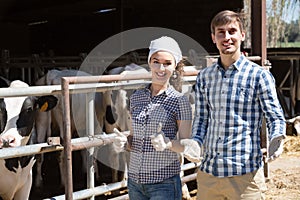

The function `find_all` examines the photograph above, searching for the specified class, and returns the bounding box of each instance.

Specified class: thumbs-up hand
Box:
[150,123,172,151]
[112,128,128,153]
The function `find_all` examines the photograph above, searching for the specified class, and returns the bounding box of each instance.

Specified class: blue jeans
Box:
[127,175,182,200]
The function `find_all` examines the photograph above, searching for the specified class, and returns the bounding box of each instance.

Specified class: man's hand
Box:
[268,136,285,162]
[112,128,128,153]
[150,123,172,151]
[180,139,202,163]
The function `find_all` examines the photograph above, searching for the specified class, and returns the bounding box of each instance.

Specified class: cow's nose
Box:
[2,138,15,148]
[3,140,9,147]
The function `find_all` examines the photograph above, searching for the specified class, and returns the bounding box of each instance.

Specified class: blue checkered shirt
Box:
[129,85,192,184]
[192,55,286,177]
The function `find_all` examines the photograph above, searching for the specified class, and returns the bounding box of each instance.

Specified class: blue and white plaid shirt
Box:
[129,85,192,184]
[192,55,286,177]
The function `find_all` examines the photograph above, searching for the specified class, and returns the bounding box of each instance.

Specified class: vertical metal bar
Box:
[86,92,95,200]
[289,59,294,116]
[296,59,300,114]
[62,77,74,200]
[21,67,25,83]
[28,67,32,85]
[1,49,10,79]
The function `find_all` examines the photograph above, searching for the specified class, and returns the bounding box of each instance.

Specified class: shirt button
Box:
[218,137,222,143]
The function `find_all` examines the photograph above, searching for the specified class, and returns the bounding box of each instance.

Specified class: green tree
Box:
[243,0,300,48]
[288,20,300,42]
[267,0,299,47]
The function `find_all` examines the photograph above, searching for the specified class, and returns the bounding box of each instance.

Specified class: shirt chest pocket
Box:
[234,86,252,103]
[148,105,169,125]
[131,104,146,123]
[132,103,169,125]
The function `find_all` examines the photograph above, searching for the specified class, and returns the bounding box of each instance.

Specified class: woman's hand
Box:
[150,123,172,151]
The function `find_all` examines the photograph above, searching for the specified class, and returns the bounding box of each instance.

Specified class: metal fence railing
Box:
[0,71,199,200]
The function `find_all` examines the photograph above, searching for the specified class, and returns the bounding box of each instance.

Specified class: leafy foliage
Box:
[243,0,300,48]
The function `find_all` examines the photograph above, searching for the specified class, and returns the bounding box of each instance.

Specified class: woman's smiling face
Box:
[149,51,176,85]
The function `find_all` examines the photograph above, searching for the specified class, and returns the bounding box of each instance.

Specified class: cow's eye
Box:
[26,107,33,112]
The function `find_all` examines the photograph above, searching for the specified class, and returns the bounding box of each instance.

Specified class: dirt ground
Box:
[190,135,300,200]
[265,135,300,200]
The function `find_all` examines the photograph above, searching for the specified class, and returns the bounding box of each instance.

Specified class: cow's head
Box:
[286,115,300,136]
[0,80,57,148]
[104,66,149,133]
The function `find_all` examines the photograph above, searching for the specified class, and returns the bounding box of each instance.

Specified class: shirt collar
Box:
[233,54,246,71]
[216,54,245,71]
[145,83,173,97]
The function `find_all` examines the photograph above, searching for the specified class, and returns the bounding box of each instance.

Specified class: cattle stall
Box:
[268,49,300,118]
[0,71,199,200]
[0,52,297,199]
[2,48,299,117]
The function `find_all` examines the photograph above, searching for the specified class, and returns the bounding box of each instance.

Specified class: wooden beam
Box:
[251,0,267,68]
[251,0,269,179]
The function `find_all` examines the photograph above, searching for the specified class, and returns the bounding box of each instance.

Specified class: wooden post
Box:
[251,0,267,66]
[251,0,269,178]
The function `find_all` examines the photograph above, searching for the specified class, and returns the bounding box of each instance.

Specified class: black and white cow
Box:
[107,63,149,132]
[34,69,113,188]
[95,63,149,187]
[0,77,57,200]
[286,115,300,136]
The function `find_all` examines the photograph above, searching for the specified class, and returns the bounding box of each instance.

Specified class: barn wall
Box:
[0,23,30,55]
[0,0,243,56]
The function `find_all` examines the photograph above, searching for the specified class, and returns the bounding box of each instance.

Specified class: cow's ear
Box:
[0,77,10,88]
[36,95,58,112]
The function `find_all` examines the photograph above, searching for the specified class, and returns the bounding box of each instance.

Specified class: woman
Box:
[113,36,193,199]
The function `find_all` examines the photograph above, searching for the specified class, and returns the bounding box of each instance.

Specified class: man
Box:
[190,10,286,199]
